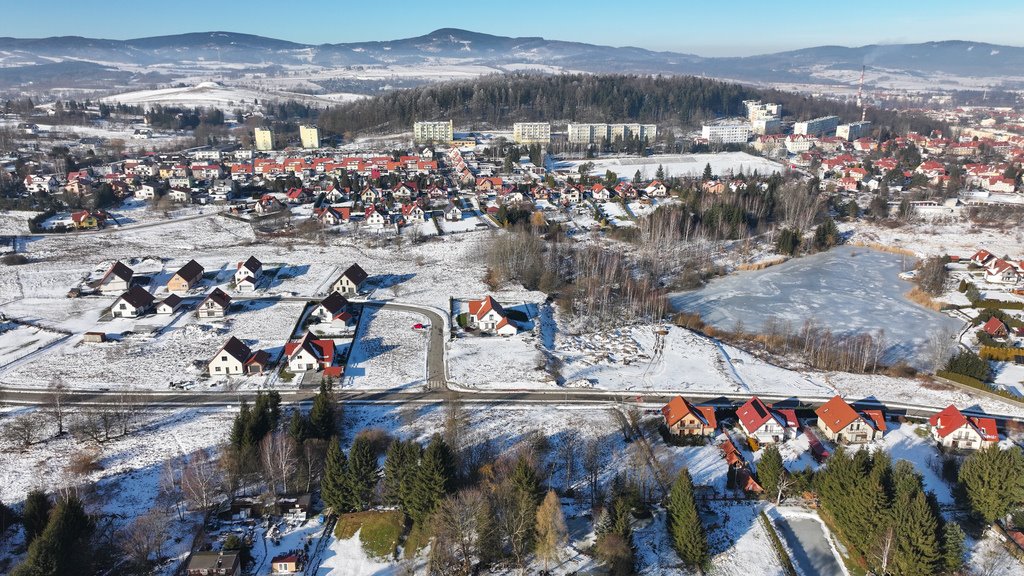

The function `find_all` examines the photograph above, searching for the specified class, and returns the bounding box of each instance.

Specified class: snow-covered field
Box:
[449,332,553,388]
[343,308,427,389]
[99,81,363,111]
[556,152,785,180]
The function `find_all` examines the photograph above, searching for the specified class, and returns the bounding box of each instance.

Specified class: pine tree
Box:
[959,445,1024,523]
[308,381,336,439]
[666,469,708,570]
[891,491,941,576]
[655,164,665,181]
[633,169,642,183]
[382,440,418,508]
[288,410,309,444]
[12,496,94,576]
[320,439,351,514]
[534,490,568,572]
[757,445,785,503]
[21,490,51,546]
[406,436,453,524]
[702,162,713,181]
[346,436,378,511]
[230,400,250,448]
[510,456,544,504]
[941,522,966,575]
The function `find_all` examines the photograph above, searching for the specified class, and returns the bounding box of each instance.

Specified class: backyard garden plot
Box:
[342,308,427,389]
[993,363,1024,397]
[596,201,635,227]
[653,435,731,494]
[438,212,487,234]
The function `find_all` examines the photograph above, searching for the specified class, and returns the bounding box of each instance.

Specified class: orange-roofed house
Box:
[661,396,718,437]
[467,295,518,336]
[929,405,999,450]
[285,332,338,374]
[814,396,885,444]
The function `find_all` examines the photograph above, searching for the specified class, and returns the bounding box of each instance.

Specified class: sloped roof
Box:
[238,256,262,273]
[318,291,349,315]
[220,336,253,364]
[661,396,717,429]
[815,395,861,434]
[117,285,154,309]
[341,263,368,286]
[102,261,133,283]
[160,294,182,308]
[202,287,232,309]
[982,316,1008,336]
[174,259,204,281]
[468,295,505,320]
[929,405,968,438]
[737,396,778,433]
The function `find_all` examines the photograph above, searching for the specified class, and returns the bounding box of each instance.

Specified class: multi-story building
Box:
[512,122,551,144]
[836,121,872,141]
[743,100,782,121]
[701,122,753,144]
[254,128,274,151]
[567,123,657,144]
[413,120,453,144]
[751,118,782,135]
[299,125,320,149]
[793,116,840,137]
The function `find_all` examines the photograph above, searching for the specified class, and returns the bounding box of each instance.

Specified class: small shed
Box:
[83,332,107,343]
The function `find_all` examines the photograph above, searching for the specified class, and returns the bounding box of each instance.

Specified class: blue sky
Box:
[3,0,1022,56]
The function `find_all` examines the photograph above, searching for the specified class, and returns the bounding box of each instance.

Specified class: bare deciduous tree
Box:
[260,431,298,497]
[556,429,580,494]
[44,380,68,436]
[181,449,222,511]
[582,436,605,509]
[122,506,169,566]
[4,413,42,448]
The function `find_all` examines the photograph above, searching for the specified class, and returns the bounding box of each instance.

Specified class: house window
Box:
[215,366,221,372]
[221,356,227,361]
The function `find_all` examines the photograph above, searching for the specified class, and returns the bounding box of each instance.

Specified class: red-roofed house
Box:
[982,317,1009,339]
[736,396,797,444]
[928,405,999,450]
[467,295,518,336]
[285,332,338,374]
[814,396,885,444]
[985,258,1022,284]
[270,553,301,574]
[661,396,717,437]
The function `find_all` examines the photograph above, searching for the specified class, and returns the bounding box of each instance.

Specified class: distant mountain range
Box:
[0,28,1021,95]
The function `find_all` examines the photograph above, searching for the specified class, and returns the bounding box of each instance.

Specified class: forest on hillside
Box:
[318,73,947,137]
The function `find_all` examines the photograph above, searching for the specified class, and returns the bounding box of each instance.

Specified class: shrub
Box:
[1,254,28,265]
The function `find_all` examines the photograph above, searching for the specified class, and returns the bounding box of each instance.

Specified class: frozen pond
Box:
[670,245,964,367]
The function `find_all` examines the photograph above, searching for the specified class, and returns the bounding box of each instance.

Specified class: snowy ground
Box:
[555,152,784,180]
[843,218,1024,260]
[342,308,427,390]
[99,81,362,111]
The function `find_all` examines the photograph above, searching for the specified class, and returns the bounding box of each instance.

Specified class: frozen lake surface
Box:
[670,245,964,367]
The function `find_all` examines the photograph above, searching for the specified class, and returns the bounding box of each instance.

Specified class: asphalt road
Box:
[774,515,845,576]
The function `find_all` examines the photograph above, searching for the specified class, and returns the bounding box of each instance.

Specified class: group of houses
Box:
[662,394,1000,452]
[969,248,1023,285]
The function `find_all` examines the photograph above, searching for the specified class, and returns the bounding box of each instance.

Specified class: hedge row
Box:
[936,370,1022,402]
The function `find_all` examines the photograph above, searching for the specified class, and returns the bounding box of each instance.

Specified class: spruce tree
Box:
[891,491,941,576]
[757,445,785,503]
[13,496,93,576]
[702,162,713,181]
[959,445,1024,523]
[406,436,452,524]
[941,522,966,575]
[288,410,309,444]
[666,469,708,570]
[230,400,250,448]
[308,381,336,440]
[510,456,544,504]
[21,490,51,546]
[321,439,351,514]
[346,435,378,511]
[382,440,418,508]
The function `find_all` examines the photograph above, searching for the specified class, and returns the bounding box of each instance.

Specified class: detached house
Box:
[814,396,886,444]
[208,336,269,376]
[156,294,183,315]
[444,202,463,221]
[112,285,154,318]
[234,256,262,292]
[982,317,1009,339]
[186,551,240,576]
[197,288,232,318]
[168,260,204,293]
[331,264,368,296]
[467,295,518,336]
[96,261,134,295]
[661,396,718,437]
[929,405,999,450]
[285,332,341,376]
[310,291,353,326]
[984,258,1022,285]
[736,396,798,444]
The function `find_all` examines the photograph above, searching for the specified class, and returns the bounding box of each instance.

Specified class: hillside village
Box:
[2,78,1024,576]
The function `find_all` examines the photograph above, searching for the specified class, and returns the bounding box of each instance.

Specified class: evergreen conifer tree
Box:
[321,439,351,514]
[308,381,336,439]
[12,496,94,576]
[346,436,378,511]
[21,490,51,546]
[666,469,708,570]
[959,445,1024,523]
[757,445,785,502]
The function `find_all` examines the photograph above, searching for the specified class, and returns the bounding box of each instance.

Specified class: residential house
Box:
[701,180,726,194]
[444,202,463,221]
[984,258,1021,284]
[285,332,340,376]
[254,195,285,215]
[198,288,232,318]
[644,180,668,197]
[314,206,349,226]
[186,551,240,576]
[167,260,204,293]
[270,554,301,575]
[24,175,59,194]
[135,184,158,200]
[331,264,368,296]
[814,396,886,444]
[310,291,353,326]
[96,261,134,295]
[401,203,425,224]
[661,396,717,437]
[982,317,1009,339]
[208,336,269,376]
[167,187,191,203]
[156,294,183,314]
[71,210,99,229]
[467,295,518,336]
[475,177,503,192]
[736,396,797,444]
[363,205,388,230]
[234,256,262,292]
[929,405,999,450]
[111,285,155,318]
